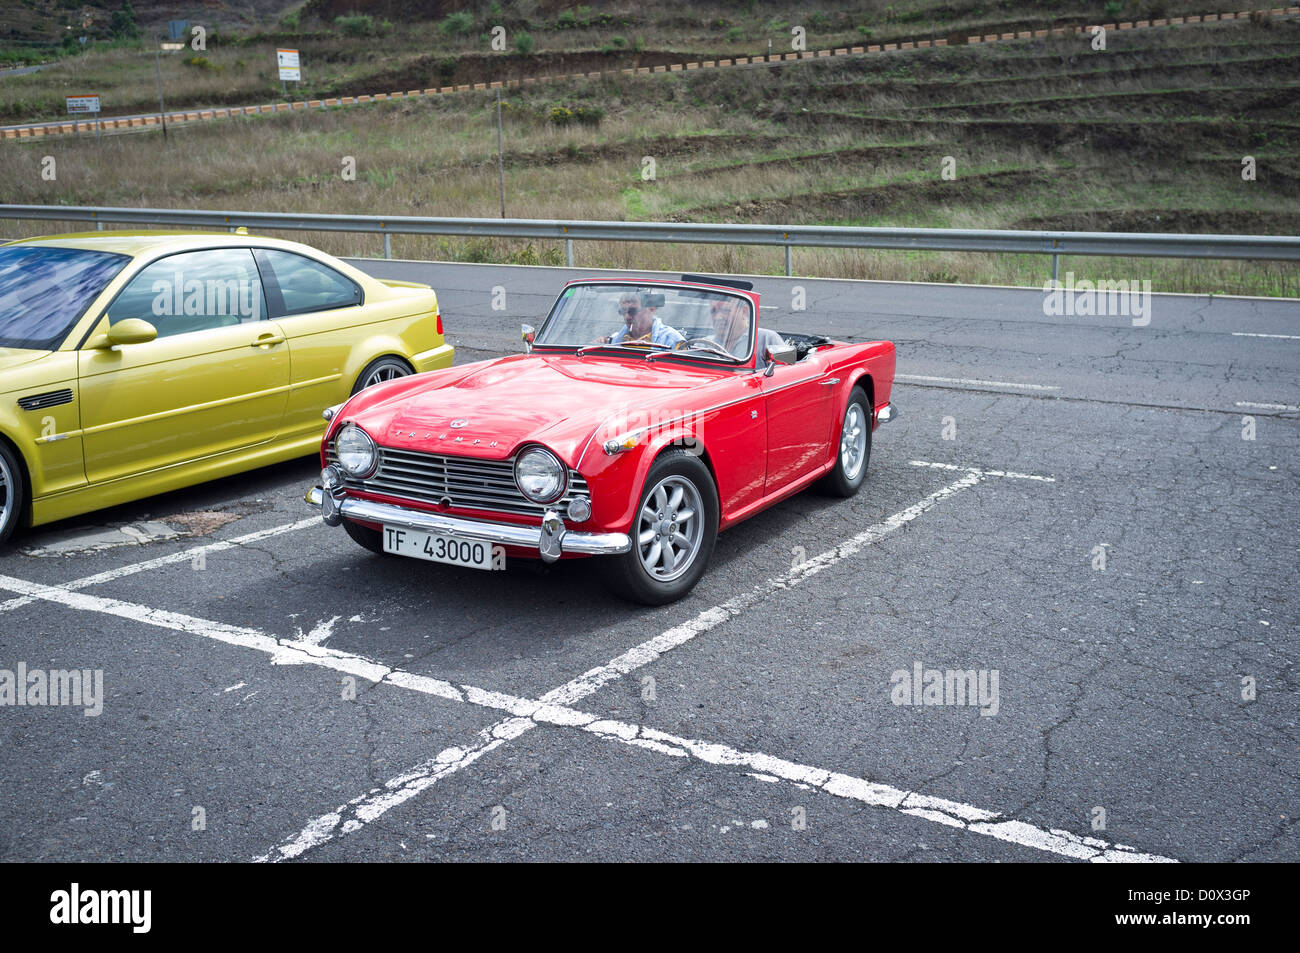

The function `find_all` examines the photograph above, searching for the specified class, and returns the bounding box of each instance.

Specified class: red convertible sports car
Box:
[307,275,897,603]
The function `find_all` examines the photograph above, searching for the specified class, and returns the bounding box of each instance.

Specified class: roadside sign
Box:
[66,95,102,144]
[168,19,189,41]
[65,95,101,114]
[276,49,301,82]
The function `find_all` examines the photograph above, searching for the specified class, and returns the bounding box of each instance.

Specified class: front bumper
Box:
[306,484,631,564]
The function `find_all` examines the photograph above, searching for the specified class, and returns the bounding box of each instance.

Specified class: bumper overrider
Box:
[876,402,899,425]
[306,465,631,564]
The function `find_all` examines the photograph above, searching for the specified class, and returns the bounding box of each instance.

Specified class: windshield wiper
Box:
[575,340,672,357]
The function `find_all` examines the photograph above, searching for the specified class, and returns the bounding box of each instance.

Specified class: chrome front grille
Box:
[327,443,588,517]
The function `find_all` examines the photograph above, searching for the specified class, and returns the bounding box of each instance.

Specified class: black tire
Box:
[343,518,389,555]
[0,440,25,546]
[816,386,872,497]
[602,449,719,605]
[351,355,413,396]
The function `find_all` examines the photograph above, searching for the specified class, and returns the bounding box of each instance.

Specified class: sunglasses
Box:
[619,306,641,315]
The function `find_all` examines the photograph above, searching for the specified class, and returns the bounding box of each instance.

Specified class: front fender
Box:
[582,425,709,534]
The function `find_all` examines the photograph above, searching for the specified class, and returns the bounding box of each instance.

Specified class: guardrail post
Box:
[784,245,792,277]
[383,233,391,259]
[1051,253,1059,283]
[565,239,574,267]
[96,221,103,231]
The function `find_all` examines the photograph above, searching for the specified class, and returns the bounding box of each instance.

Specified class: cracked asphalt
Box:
[0,263,1295,862]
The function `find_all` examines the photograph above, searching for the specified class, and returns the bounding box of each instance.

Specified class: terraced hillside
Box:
[3,14,1298,294]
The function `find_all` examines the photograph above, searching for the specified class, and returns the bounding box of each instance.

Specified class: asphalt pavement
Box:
[0,263,1295,862]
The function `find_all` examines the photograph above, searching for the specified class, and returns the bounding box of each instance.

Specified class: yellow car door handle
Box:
[252,332,285,348]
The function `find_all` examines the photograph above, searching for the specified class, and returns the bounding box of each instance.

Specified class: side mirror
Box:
[89,318,158,349]
[763,342,797,375]
[521,324,535,353]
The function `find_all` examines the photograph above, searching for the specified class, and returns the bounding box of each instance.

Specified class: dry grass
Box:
[2,17,1297,297]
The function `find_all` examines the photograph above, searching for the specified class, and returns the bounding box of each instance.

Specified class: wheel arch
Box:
[350,350,415,392]
[846,371,874,412]
[0,428,33,532]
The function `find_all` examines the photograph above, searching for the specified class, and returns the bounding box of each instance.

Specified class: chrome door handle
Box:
[820,378,840,385]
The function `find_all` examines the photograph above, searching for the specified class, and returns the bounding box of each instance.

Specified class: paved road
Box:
[355,260,1300,413]
[0,263,1295,862]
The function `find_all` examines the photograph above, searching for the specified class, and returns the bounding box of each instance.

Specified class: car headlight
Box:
[514,447,566,504]
[335,424,378,478]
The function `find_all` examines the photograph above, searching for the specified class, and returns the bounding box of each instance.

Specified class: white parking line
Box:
[0,477,1172,864]
[908,460,1056,483]
[896,374,1060,391]
[1235,401,1300,412]
[0,517,322,614]
[255,470,984,860]
[2,463,1151,863]
[1231,332,1300,340]
[255,717,535,861]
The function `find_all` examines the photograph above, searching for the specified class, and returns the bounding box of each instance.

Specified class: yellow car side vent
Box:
[17,388,73,412]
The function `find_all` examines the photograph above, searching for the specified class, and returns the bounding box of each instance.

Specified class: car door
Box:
[760,349,836,495]
[78,247,290,484]
[252,247,367,444]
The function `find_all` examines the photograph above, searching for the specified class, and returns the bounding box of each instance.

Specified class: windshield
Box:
[0,245,131,351]
[537,283,754,360]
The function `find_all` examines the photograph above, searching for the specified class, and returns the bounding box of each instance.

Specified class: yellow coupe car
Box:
[0,231,453,543]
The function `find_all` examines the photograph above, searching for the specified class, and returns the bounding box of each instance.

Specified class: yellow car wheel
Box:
[0,441,26,545]
[352,356,413,396]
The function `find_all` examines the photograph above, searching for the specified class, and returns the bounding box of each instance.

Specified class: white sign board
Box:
[66,95,101,114]
[276,49,300,82]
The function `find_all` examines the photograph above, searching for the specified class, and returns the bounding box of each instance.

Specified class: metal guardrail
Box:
[2,204,1298,277]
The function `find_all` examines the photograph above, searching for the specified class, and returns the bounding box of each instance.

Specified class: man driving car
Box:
[595,291,684,348]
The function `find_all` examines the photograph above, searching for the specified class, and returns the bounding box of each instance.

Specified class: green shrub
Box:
[726,26,743,42]
[440,11,475,35]
[183,55,219,71]
[573,104,603,125]
[1104,1,1124,16]
[335,14,376,37]
[857,26,874,38]
[514,30,534,54]
[279,10,300,30]
[111,0,140,40]
[549,105,573,125]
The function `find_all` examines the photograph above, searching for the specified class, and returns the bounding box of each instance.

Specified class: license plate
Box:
[382,526,498,570]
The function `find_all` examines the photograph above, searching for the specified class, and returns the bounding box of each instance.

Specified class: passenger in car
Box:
[706,297,783,360]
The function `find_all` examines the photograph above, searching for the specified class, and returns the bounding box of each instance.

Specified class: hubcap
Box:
[840,403,867,481]
[362,362,409,389]
[636,476,704,582]
[0,454,12,532]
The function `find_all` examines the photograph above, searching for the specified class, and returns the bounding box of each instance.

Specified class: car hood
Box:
[0,348,50,374]
[344,353,738,466]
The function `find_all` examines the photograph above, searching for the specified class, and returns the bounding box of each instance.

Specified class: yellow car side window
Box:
[108,248,268,339]
[254,249,361,317]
